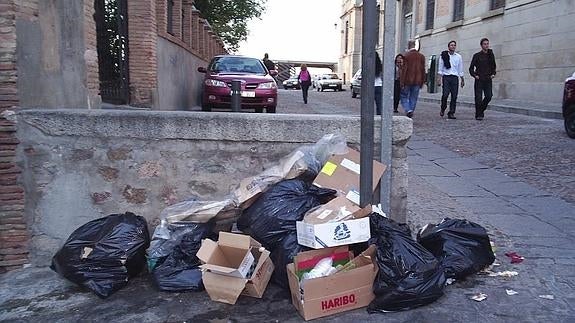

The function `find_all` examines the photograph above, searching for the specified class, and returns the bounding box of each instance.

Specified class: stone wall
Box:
[11,110,412,267]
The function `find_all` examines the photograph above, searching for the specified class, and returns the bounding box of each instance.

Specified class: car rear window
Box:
[209,57,266,74]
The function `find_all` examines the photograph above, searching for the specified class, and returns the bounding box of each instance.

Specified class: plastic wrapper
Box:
[50,212,150,299]
[417,218,495,279]
[232,133,347,209]
[367,213,446,313]
[237,178,336,250]
[158,198,238,224]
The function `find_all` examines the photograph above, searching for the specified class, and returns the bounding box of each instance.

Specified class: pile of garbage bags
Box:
[50,133,496,312]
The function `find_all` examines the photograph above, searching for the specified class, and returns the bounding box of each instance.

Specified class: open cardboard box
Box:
[287,245,378,321]
[296,196,372,249]
[313,148,386,205]
[196,232,274,305]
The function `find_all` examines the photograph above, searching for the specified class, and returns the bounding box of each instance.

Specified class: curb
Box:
[419,96,563,120]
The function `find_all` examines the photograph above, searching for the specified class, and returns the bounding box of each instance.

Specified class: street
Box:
[277,88,575,204]
[1,89,574,322]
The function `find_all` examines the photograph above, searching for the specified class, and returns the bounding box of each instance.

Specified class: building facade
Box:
[341,0,575,104]
[0,0,226,273]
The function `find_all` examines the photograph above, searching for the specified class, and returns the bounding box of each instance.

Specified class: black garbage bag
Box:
[367,213,446,313]
[150,221,215,292]
[417,218,495,279]
[269,232,311,290]
[51,212,150,299]
[237,178,336,250]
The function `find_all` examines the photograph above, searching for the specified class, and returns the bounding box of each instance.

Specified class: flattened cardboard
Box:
[287,246,378,320]
[313,148,386,205]
[296,197,372,249]
[196,232,274,304]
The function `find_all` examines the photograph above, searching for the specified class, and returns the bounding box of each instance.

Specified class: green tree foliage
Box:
[194,0,267,52]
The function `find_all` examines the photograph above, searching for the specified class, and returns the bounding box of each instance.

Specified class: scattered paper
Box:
[492,262,501,266]
[446,278,456,285]
[539,294,555,300]
[506,289,518,295]
[488,270,519,277]
[471,293,487,302]
[505,252,525,264]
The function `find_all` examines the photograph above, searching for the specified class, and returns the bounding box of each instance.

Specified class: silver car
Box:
[316,73,343,92]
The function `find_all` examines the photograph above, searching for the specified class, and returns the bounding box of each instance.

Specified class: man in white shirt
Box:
[438,40,465,119]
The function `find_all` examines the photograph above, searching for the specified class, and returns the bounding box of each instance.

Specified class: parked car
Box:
[350,69,362,98]
[197,55,278,113]
[316,73,343,92]
[563,71,575,138]
[282,76,300,90]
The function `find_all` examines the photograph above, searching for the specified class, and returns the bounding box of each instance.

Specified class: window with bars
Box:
[426,0,435,30]
[491,0,505,10]
[167,0,174,35]
[453,0,464,21]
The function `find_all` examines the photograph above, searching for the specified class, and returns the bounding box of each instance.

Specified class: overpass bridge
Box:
[274,60,338,83]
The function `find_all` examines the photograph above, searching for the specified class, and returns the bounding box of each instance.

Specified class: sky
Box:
[237,0,341,63]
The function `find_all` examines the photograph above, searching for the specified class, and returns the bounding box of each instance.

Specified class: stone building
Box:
[340,0,575,104]
[0,0,226,272]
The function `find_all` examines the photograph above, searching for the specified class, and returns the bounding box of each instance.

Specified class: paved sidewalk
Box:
[419,92,563,119]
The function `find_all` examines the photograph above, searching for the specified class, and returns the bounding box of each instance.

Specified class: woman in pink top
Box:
[297,64,312,104]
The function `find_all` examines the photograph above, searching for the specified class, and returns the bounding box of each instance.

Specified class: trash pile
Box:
[50,134,498,320]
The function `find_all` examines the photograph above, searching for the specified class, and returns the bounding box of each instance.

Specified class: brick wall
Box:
[128,1,158,107]
[84,0,99,107]
[0,0,38,273]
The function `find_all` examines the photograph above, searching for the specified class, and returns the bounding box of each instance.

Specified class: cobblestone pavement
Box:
[1,89,574,322]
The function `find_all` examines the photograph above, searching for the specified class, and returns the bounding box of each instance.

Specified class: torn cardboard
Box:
[196,232,274,304]
[313,148,386,205]
[296,196,372,249]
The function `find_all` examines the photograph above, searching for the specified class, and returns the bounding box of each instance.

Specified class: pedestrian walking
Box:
[400,40,426,118]
[438,40,465,119]
[297,64,312,104]
[469,38,497,120]
[262,53,275,72]
[394,54,405,113]
[375,52,383,115]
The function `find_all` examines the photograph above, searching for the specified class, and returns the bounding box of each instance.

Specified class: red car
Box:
[563,72,575,138]
[197,55,278,113]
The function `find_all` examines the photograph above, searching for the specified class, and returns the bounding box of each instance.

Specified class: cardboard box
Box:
[296,196,372,249]
[287,246,378,321]
[313,148,386,205]
[197,232,274,304]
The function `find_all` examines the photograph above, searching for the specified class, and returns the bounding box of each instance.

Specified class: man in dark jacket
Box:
[469,38,497,120]
[400,40,426,118]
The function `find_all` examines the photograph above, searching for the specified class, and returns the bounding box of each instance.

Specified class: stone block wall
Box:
[11,110,412,267]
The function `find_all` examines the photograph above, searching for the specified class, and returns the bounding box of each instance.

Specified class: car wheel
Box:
[266,106,276,113]
[351,89,357,98]
[255,107,264,113]
[337,86,342,91]
[565,111,575,139]
[284,86,288,90]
